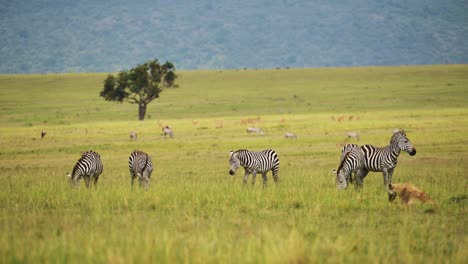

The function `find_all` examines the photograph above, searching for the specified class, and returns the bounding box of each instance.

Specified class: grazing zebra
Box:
[162,126,174,138]
[129,150,153,190]
[358,130,417,200]
[333,144,365,190]
[246,127,264,135]
[129,131,137,141]
[67,150,103,188]
[284,132,297,139]
[229,149,279,185]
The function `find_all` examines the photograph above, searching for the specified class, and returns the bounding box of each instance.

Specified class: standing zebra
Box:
[67,150,103,188]
[333,144,365,190]
[229,149,279,185]
[358,130,416,200]
[129,150,154,190]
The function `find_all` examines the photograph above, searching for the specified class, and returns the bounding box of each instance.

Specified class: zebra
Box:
[284,132,297,139]
[41,130,46,139]
[162,125,174,138]
[246,127,264,135]
[129,150,154,190]
[66,150,103,188]
[358,130,417,200]
[229,149,279,186]
[332,144,365,190]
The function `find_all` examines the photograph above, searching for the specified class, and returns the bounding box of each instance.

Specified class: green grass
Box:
[0,65,467,263]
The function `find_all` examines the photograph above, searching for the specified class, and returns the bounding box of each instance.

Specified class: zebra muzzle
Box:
[229,170,235,176]
[409,149,416,156]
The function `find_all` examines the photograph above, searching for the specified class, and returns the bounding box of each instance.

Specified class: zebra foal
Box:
[229,149,279,185]
[129,150,154,190]
[67,150,103,188]
[359,130,416,200]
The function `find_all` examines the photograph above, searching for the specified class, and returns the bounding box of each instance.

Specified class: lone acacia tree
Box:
[100,59,177,120]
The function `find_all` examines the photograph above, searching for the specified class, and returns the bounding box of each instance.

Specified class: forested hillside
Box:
[1,0,467,73]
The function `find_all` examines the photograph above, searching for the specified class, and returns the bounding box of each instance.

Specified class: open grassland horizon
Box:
[0,65,467,263]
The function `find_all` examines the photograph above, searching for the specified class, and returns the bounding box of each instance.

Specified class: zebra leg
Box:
[93,175,99,188]
[382,168,389,187]
[84,176,91,188]
[131,176,135,189]
[387,168,395,185]
[243,171,249,185]
[272,169,279,184]
[262,173,267,186]
[251,171,257,185]
[387,168,397,201]
[354,169,368,188]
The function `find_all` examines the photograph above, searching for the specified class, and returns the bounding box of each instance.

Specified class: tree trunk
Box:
[138,103,147,120]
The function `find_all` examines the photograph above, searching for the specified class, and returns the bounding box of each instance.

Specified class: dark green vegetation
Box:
[0,65,467,263]
[1,1,467,73]
[100,59,177,120]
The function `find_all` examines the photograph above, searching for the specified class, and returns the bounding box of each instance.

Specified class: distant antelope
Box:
[246,127,264,135]
[162,126,174,138]
[129,131,137,141]
[41,130,46,139]
[346,131,360,141]
[284,132,297,139]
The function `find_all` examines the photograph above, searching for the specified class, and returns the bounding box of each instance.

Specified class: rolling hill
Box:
[0,0,467,73]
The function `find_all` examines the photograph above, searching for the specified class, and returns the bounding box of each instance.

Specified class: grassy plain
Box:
[0,65,467,263]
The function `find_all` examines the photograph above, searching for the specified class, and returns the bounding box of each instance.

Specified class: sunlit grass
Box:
[0,65,467,263]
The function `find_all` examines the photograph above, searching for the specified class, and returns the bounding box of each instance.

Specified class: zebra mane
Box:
[336,151,350,175]
[230,149,249,159]
[72,153,88,176]
[142,153,149,172]
[391,130,407,143]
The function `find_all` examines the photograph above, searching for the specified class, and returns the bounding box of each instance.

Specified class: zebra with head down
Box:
[333,144,365,190]
[67,150,103,188]
[358,130,417,200]
[229,149,279,186]
[129,150,154,190]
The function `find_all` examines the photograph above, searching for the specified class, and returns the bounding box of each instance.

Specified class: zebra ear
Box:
[230,151,234,156]
[332,169,337,175]
[66,172,72,178]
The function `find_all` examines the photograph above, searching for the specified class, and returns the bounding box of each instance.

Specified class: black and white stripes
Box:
[333,130,417,200]
[334,144,365,190]
[229,149,279,185]
[129,150,154,190]
[67,150,103,188]
[359,130,416,199]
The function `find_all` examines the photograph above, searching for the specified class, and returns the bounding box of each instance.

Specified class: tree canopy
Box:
[100,59,177,120]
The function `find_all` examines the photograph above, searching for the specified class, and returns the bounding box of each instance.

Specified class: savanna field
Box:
[0,65,467,263]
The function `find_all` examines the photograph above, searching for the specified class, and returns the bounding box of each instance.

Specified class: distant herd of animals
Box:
[54,124,431,205]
